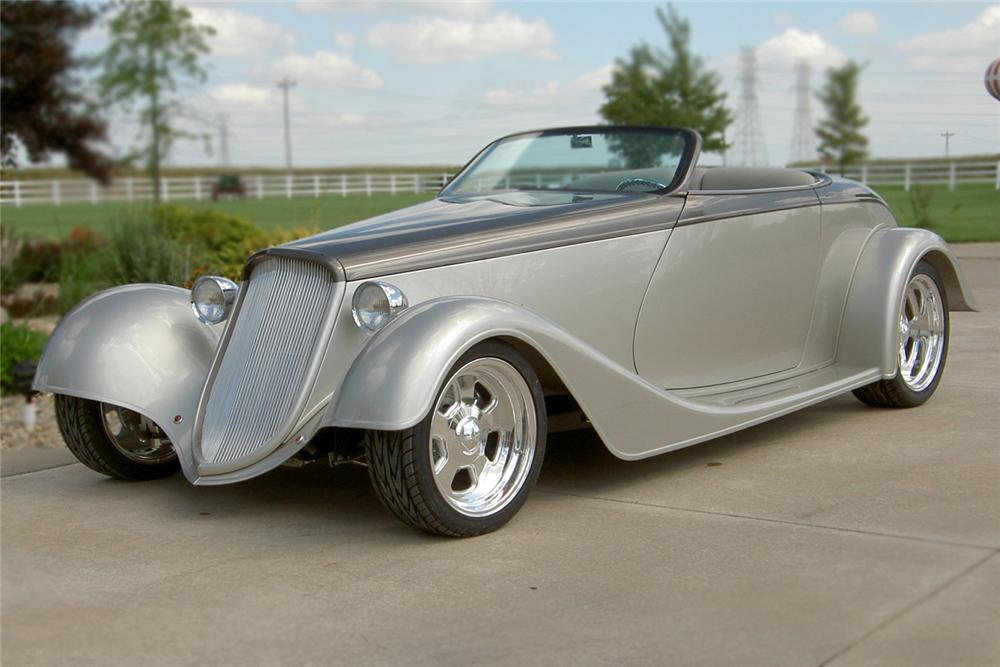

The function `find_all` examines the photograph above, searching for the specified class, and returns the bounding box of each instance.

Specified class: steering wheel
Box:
[616,177,667,192]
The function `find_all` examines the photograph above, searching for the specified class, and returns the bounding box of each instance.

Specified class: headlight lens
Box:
[352,281,408,334]
[191,276,239,325]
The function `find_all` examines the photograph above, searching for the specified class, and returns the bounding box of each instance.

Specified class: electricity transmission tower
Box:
[734,47,768,166]
[788,60,814,165]
[276,76,297,171]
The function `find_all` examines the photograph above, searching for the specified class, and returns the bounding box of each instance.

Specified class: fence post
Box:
[194,177,202,201]
[162,178,170,202]
[995,161,999,190]
[126,178,134,202]
[89,180,98,205]
[256,175,263,199]
[390,174,396,195]
[365,174,372,197]
[285,174,292,199]
[948,163,956,191]
[341,173,347,197]
[860,165,868,185]
[442,172,449,189]
[904,163,911,191]
[13,181,22,208]
[413,174,420,194]
[52,180,62,206]
[313,174,320,198]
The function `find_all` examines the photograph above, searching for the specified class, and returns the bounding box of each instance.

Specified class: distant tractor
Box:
[211,175,246,201]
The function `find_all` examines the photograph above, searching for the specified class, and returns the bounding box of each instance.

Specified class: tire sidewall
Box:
[408,341,547,535]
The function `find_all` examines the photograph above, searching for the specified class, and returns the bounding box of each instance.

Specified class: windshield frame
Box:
[440,125,701,198]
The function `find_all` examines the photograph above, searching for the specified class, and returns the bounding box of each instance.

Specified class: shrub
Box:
[105,209,189,287]
[1,322,48,395]
[908,184,935,228]
[152,205,270,281]
[58,248,111,314]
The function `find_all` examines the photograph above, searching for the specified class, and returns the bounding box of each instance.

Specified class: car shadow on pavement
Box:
[77,393,866,537]
[538,393,865,496]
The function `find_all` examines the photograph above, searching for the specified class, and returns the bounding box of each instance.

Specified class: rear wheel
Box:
[853,260,949,408]
[365,341,546,537]
[55,395,179,480]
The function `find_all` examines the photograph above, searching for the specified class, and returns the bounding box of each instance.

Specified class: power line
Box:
[788,60,814,165]
[276,76,297,172]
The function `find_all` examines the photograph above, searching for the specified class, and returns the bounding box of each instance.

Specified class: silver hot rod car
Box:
[35,126,976,536]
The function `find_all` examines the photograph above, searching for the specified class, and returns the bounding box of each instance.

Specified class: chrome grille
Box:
[198,257,336,467]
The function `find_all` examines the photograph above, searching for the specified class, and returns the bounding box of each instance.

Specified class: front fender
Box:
[33,284,220,466]
[836,227,976,376]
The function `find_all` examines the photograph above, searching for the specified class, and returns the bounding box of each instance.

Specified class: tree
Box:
[1,1,111,181]
[96,0,214,201]
[600,4,731,152]
[815,61,869,175]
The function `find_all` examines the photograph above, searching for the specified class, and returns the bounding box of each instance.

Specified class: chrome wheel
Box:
[428,358,537,518]
[100,403,176,465]
[898,273,946,392]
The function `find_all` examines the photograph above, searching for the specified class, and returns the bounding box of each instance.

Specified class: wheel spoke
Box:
[425,356,537,518]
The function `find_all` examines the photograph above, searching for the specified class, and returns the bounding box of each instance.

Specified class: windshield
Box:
[443,127,694,197]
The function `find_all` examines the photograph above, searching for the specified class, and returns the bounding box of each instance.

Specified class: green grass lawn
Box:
[870,184,999,242]
[1,193,433,238]
[2,184,997,243]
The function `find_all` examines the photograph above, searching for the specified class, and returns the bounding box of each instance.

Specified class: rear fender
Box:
[836,227,976,376]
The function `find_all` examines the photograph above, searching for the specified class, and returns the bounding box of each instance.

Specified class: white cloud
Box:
[485,64,612,109]
[297,1,494,18]
[897,5,1000,71]
[268,51,383,89]
[836,11,879,37]
[756,28,847,70]
[209,84,275,108]
[334,31,357,50]
[188,6,296,56]
[367,11,557,63]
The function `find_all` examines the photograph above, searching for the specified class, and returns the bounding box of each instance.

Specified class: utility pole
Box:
[789,60,814,165]
[940,131,955,158]
[218,113,231,167]
[277,76,297,172]
[735,47,768,166]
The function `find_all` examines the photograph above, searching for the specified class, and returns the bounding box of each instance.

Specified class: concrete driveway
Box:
[3,244,998,666]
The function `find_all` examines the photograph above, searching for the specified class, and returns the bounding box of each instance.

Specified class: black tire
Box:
[365,340,547,537]
[853,260,949,408]
[55,395,180,480]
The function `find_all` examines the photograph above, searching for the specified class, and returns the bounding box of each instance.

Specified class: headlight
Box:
[191,276,239,325]
[352,281,408,334]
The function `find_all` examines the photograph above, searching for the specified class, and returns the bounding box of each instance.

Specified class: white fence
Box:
[805,160,1000,191]
[1,161,997,207]
[0,172,454,207]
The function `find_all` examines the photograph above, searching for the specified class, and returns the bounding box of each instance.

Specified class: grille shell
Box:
[195,256,338,471]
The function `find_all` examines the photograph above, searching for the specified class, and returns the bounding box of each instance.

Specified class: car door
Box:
[633,189,823,389]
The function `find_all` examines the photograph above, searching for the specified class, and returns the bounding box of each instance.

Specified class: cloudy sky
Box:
[77,1,1000,168]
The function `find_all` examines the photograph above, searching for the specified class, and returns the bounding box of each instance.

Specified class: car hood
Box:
[284,190,680,280]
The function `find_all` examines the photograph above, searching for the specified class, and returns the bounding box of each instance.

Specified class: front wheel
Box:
[853,260,949,408]
[365,341,547,537]
[55,395,179,480]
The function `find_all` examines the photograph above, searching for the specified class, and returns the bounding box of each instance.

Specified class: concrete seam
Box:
[817,550,999,666]
[536,488,1000,551]
[0,461,81,479]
